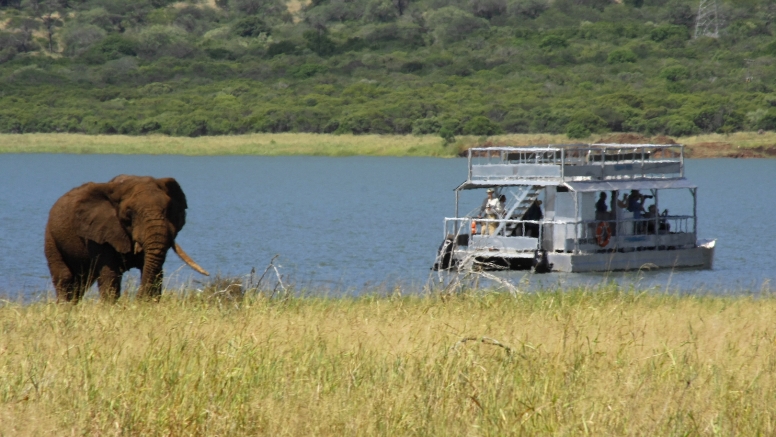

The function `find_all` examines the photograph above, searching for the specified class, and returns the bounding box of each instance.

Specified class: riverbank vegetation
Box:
[1,1,776,140]
[2,285,776,435]
[2,131,776,158]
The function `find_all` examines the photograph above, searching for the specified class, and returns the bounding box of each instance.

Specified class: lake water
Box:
[1,154,774,301]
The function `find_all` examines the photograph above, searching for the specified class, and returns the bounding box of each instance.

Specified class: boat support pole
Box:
[573,190,579,254]
[692,187,697,239]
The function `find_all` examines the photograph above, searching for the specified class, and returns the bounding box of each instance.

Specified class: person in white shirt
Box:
[480,188,503,235]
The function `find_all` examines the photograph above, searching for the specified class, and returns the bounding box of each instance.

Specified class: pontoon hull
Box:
[455,240,715,273]
[547,240,715,273]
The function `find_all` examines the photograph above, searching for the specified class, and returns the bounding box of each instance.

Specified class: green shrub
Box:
[659,65,689,81]
[266,40,298,57]
[119,120,139,134]
[568,110,606,136]
[400,61,424,73]
[462,116,503,136]
[304,30,337,56]
[566,122,590,139]
[607,48,636,64]
[80,34,138,64]
[539,34,568,50]
[425,7,489,45]
[205,47,236,60]
[412,117,441,135]
[232,16,270,37]
[649,25,688,42]
[665,116,698,136]
[291,63,328,78]
[755,109,776,131]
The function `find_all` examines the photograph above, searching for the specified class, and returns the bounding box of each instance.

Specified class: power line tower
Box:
[694,0,720,38]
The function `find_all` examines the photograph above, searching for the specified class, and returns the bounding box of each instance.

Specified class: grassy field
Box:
[2,285,776,435]
[1,131,775,157]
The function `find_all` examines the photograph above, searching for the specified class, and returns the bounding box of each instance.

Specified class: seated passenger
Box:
[644,205,670,234]
[644,205,658,234]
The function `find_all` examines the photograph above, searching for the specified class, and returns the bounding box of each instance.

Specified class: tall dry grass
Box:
[4,131,773,157]
[0,133,456,156]
[1,285,776,435]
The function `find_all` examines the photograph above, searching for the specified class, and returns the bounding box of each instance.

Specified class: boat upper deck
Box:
[461,143,685,189]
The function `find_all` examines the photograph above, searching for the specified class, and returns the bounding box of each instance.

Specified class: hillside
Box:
[1,0,775,140]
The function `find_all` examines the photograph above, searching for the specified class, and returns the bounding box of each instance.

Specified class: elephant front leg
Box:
[137,270,163,301]
[97,266,122,302]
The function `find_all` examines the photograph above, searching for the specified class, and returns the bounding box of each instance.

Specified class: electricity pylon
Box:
[694,0,719,38]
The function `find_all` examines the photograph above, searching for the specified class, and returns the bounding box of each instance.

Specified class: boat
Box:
[433,143,716,273]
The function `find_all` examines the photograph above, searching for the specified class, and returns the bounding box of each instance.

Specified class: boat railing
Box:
[444,217,543,240]
[444,215,695,254]
[467,144,684,183]
[571,215,696,252]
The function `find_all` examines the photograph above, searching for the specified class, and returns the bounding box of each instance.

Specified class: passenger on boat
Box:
[644,205,670,234]
[480,188,503,235]
[627,190,649,234]
[595,192,609,221]
[499,195,507,217]
[521,199,543,238]
[616,192,633,235]
[627,190,646,219]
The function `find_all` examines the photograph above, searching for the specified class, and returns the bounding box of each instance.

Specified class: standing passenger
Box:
[480,188,503,235]
[595,192,608,221]
[522,199,543,238]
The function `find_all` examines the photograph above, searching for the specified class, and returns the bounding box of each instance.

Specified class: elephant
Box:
[44,174,209,303]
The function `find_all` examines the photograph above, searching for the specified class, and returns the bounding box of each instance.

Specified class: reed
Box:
[1,285,775,435]
[2,131,773,157]
[0,133,456,157]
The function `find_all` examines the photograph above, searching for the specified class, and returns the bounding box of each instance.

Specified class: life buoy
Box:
[595,222,611,247]
[471,220,477,235]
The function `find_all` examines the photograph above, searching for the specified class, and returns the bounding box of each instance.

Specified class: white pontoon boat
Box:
[434,144,716,273]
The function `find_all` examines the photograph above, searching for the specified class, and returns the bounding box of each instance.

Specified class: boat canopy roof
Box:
[563,178,697,192]
[456,179,562,191]
[456,178,696,192]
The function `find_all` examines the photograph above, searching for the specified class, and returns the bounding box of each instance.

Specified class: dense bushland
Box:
[1,0,775,139]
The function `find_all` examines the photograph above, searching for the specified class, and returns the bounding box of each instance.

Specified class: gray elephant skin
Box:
[44,174,209,303]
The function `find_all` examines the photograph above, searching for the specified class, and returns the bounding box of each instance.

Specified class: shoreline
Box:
[0,131,774,158]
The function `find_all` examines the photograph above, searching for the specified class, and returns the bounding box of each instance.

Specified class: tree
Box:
[507,0,549,18]
[233,16,271,37]
[393,0,410,16]
[425,6,488,44]
[304,29,337,56]
[6,17,40,53]
[469,0,507,19]
[39,0,65,53]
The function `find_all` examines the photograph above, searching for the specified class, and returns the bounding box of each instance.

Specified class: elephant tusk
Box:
[173,242,210,276]
[134,241,143,254]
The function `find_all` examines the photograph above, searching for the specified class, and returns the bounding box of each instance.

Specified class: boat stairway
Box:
[500,185,542,236]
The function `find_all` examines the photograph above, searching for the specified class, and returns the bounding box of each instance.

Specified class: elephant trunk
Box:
[138,238,168,300]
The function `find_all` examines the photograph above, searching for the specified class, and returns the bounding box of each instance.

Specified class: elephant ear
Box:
[74,185,133,253]
[158,178,187,231]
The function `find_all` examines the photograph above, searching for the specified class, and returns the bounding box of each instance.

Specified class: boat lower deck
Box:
[451,240,715,273]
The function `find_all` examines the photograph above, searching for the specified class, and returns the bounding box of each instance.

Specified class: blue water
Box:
[0,155,774,300]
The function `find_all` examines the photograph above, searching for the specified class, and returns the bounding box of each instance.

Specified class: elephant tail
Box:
[173,242,210,276]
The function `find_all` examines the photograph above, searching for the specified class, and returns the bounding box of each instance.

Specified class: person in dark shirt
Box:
[627,190,645,219]
[595,192,608,221]
[521,199,543,237]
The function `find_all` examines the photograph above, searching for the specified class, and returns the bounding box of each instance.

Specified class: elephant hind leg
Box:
[45,241,79,303]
